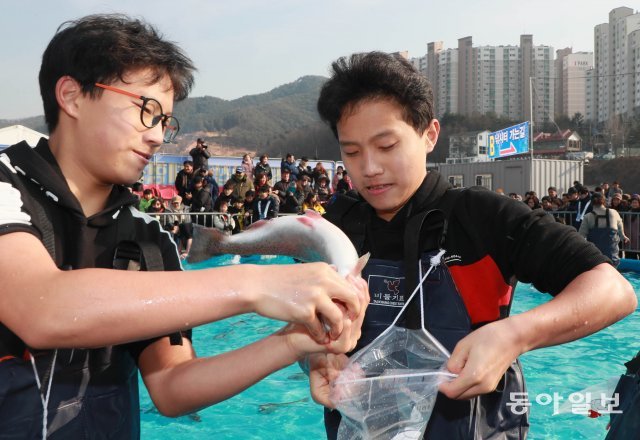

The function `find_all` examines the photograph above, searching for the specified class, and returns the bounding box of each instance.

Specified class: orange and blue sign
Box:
[488,122,529,159]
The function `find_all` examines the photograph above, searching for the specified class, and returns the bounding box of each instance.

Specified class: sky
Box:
[0,0,634,119]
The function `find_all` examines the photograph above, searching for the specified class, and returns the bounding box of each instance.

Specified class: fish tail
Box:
[186,225,228,263]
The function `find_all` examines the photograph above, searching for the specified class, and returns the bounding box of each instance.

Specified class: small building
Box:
[446,130,490,164]
[432,158,583,197]
[531,130,582,159]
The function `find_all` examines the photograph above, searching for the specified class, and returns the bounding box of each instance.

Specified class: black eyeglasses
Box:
[94,83,180,143]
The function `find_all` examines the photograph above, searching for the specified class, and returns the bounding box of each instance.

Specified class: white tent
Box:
[0,125,48,149]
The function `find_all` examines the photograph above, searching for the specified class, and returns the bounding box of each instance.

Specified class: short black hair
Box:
[317,51,434,138]
[39,14,196,132]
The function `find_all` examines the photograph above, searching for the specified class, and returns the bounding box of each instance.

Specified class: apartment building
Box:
[591,6,640,123]
[414,35,554,124]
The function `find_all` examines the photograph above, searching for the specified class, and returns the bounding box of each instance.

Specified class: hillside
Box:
[0,75,341,160]
[584,157,640,193]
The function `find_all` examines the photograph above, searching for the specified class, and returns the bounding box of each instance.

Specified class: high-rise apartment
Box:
[592,6,640,123]
[562,52,593,118]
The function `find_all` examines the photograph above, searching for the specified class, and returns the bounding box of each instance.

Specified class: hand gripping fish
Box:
[187,210,369,277]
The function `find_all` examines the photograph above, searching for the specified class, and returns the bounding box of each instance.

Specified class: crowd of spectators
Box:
[129,150,361,256]
[132,144,640,261]
[503,180,640,259]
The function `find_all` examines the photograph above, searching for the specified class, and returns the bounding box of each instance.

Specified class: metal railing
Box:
[144,208,640,256]
[546,210,640,255]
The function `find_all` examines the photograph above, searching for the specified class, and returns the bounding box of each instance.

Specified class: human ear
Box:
[55,75,84,121]
[423,119,440,154]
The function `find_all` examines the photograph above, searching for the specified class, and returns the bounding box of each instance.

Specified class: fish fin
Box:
[353,252,370,276]
[244,219,269,230]
[186,224,227,263]
[303,209,323,219]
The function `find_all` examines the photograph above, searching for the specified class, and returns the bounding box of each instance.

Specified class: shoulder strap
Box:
[324,194,370,254]
[2,147,56,261]
[403,188,466,329]
[112,209,182,346]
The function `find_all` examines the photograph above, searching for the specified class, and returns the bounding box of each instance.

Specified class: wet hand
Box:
[438,319,524,400]
[308,353,350,407]
[253,263,363,344]
[280,275,368,357]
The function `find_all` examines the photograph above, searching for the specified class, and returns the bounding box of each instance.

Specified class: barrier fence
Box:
[543,210,640,255]
[146,209,640,256]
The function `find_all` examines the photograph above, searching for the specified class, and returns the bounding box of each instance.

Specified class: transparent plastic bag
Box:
[330,250,456,440]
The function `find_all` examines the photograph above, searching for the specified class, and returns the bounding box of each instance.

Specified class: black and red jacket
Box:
[323,171,607,440]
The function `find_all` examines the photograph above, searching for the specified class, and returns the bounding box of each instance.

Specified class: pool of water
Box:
[140,256,640,439]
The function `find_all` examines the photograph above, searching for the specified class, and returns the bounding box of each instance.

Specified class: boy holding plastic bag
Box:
[306,51,636,439]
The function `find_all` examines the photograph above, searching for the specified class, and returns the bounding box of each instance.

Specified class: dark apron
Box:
[324,249,528,439]
[586,209,620,267]
[0,237,172,439]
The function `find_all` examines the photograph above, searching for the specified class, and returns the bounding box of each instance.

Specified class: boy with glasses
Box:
[0,14,367,438]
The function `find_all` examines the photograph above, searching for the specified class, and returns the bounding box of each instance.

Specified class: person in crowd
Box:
[166,195,190,225]
[253,186,278,220]
[0,14,367,438]
[623,195,640,259]
[294,176,313,207]
[200,168,219,208]
[213,199,236,235]
[138,188,155,212]
[273,168,293,205]
[189,175,214,227]
[302,191,326,215]
[305,50,636,439]
[243,189,257,226]
[254,154,273,182]
[620,194,632,211]
[175,160,195,198]
[192,168,220,207]
[336,170,353,192]
[227,197,245,234]
[131,181,144,199]
[578,192,629,267]
[610,193,624,211]
[315,175,332,206]
[565,187,582,229]
[253,173,280,215]
[147,197,166,223]
[241,153,254,181]
[280,185,302,214]
[573,186,593,230]
[547,186,560,205]
[610,181,623,197]
[253,172,270,192]
[214,181,235,211]
[331,165,344,192]
[189,138,211,172]
[296,156,313,181]
[281,153,299,181]
[226,166,254,201]
[601,182,611,200]
[311,162,328,187]
[525,195,541,210]
[166,195,193,258]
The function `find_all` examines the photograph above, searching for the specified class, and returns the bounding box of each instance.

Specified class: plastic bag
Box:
[330,250,456,440]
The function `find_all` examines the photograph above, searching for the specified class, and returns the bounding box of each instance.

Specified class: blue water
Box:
[140,256,640,439]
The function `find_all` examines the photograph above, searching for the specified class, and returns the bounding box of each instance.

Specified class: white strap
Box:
[30,349,58,439]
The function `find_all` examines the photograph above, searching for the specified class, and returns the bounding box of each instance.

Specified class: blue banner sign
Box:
[488,122,529,159]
